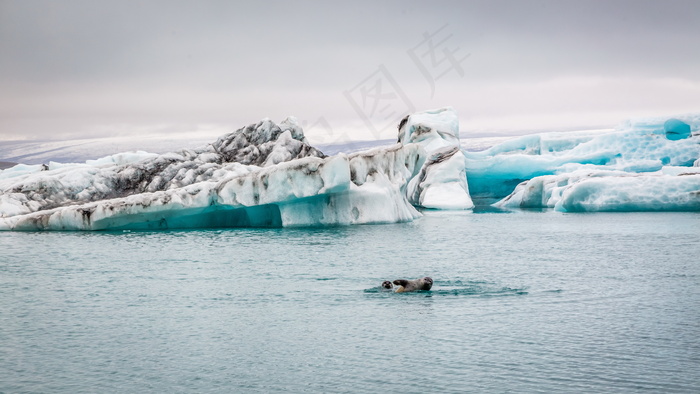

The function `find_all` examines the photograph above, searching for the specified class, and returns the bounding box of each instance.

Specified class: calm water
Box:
[1,211,699,393]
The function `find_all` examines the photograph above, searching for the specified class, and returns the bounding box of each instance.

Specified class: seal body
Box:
[393,277,433,292]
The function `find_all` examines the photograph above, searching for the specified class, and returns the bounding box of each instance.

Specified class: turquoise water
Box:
[2,211,699,393]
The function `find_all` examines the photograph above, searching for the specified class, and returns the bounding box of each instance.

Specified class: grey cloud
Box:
[1,0,699,141]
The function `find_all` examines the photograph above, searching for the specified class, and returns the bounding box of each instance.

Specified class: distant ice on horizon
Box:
[0,126,615,166]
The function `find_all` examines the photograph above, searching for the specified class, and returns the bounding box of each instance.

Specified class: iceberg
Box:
[0,112,454,230]
[494,167,700,212]
[488,114,700,212]
[466,114,700,206]
[1,107,699,230]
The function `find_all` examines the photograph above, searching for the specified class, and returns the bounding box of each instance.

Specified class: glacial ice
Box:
[664,119,692,141]
[494,167,700,212]
[0,117,324,219]
[0,115,430,230]
[1,108,699,230]
[491,114,700,212]
[400,107,474,210]
[467,114,700,208]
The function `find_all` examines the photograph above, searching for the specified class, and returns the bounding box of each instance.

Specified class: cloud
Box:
[1,0,699,142]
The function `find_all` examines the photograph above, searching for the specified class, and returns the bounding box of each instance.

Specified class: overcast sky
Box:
[1,0,699,144]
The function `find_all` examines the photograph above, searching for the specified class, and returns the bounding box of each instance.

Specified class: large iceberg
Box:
[1,109,473,230]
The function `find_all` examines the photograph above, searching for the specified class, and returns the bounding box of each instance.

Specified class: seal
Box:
[392,277,433,293]
[381,280,393,290]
